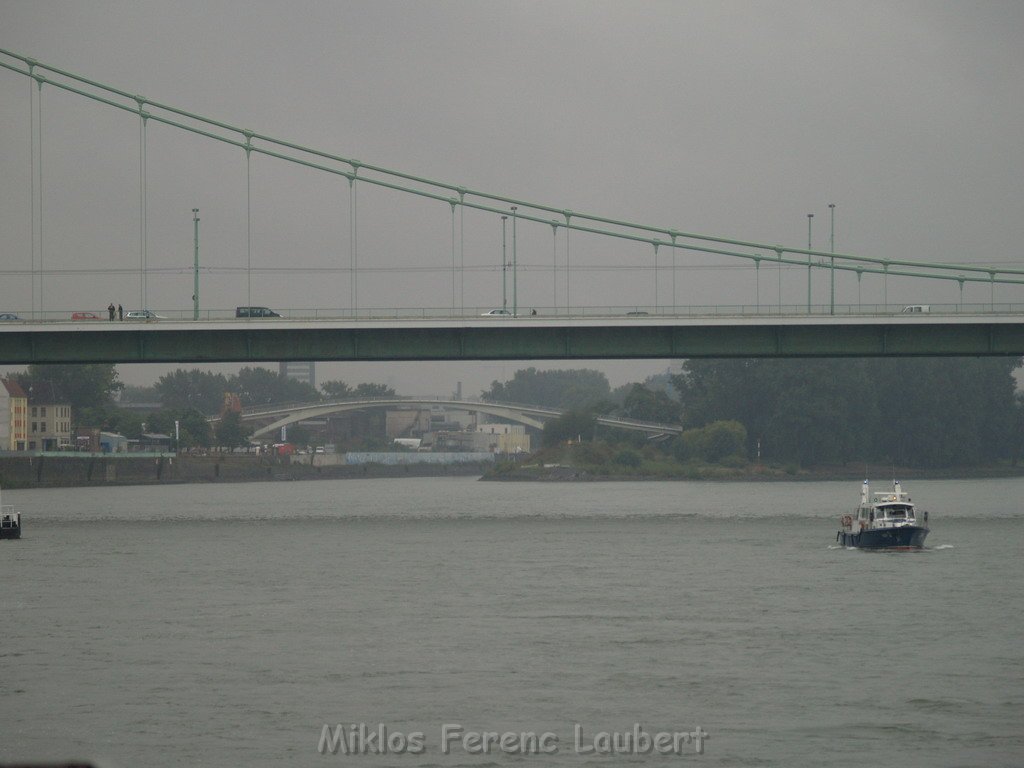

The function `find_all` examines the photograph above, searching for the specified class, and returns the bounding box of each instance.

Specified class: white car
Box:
[124,310,166,320]
[481,308,513,317]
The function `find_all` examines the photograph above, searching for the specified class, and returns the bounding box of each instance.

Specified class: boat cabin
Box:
[854,481,923,528]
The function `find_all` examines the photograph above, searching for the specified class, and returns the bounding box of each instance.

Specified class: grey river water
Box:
[1,476,1022,767]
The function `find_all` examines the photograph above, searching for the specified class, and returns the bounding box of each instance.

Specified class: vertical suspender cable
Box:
[777,249,783,314]
[450,201,456,313]
[654,241,659,311]
[459,191,465,314]
[670,233,677,313]
[350,164,359,313]
[551,223,558,313]
[28,65,35,317]
[348,177,354,312]
[245,132,253,310]
[138,99,148,309]
[564,211,571,314]
[349,170,359,313]
[37,78,44,317]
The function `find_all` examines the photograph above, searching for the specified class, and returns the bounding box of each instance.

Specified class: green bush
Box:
[613,449,642,468]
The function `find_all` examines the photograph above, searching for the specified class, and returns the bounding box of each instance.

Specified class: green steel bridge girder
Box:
[2,319,1024,364]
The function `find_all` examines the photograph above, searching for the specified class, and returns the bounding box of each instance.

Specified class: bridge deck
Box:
[1,315,1023,364]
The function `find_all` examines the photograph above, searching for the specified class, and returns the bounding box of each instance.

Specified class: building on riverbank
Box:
[1,378,28,451]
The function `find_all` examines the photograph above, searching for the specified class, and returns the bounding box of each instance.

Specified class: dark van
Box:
[235,306,281,318]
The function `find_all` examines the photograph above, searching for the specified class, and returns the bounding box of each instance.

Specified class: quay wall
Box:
[0,453,489,489]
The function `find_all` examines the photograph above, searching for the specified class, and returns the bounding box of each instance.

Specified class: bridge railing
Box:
[11,302,1024,323]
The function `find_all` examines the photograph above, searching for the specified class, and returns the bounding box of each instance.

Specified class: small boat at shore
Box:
[0,485,21,540]
[836,480,928,549]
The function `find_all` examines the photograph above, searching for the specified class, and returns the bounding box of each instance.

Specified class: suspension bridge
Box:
[1,48,1023,364]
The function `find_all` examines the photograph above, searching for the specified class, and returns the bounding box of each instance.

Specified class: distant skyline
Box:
[2,0,1022,393]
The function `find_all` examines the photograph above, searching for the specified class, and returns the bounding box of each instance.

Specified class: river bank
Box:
[0,454,490,489]
[3,453,1022,490]
[482,459,1024,482]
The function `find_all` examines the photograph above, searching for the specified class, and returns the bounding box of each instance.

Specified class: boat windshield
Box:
[878,505,912,518]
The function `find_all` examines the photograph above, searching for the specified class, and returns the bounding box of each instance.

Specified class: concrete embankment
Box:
[0,454,488,489]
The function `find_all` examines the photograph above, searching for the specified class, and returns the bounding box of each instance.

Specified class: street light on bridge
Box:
[829,203,836,315]
[501,215,508,313]
[511,206,518,317]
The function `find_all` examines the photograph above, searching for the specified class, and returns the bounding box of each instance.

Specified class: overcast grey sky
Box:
[2,0,1023,394]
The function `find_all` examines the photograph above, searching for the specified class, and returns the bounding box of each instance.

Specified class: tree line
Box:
[10,364,396,449]
[484,359,1024,469]
[672,358,1024,467]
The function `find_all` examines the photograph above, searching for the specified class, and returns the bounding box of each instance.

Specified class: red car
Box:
[71,311,101,320]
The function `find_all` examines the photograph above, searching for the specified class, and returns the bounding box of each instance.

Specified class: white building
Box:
[473,422,530,454]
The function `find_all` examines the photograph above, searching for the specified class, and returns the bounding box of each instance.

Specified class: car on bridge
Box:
[71,311,101,320]
[236,306,281,318]
[124,310,166,320]
[481,308,514,317]
[0,313,20,321]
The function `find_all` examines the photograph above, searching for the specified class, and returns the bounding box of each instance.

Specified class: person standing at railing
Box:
[107,302,115,320]
[118,304,123,320]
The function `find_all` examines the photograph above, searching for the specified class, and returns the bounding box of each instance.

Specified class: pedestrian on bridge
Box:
[117,304,123,320]
[107,303,115,320]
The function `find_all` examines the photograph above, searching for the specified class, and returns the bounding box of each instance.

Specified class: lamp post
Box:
[192,208,200,320]
[511,206,518,316]
[501,216,508,313]
[828,203,836,315]
[806,213,814,313]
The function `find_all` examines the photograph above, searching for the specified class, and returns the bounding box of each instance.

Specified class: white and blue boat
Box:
[837,480,928,549]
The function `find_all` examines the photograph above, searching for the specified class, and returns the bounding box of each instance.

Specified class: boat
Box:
[836,480,928,549]
[0,485,21,540]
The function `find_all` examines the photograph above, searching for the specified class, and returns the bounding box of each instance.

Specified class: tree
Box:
[353,382,396,398]
[229,366,320,407]
[144,410,177,436]
[105,409,145,439]
[541,410,598,447]
[321,380,355,400]
[671,357,1022,468]
[700,420,748,463]
[15,364,123,418]
[215,411,252,449]
[482,367,610,409]
[620,383,682,423]
[155,369,230,414]
[178,408,213,448]
[120,384,160,403]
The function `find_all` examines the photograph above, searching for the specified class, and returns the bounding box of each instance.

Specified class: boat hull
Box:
[0,525,20,540]
[837,525,927,549]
